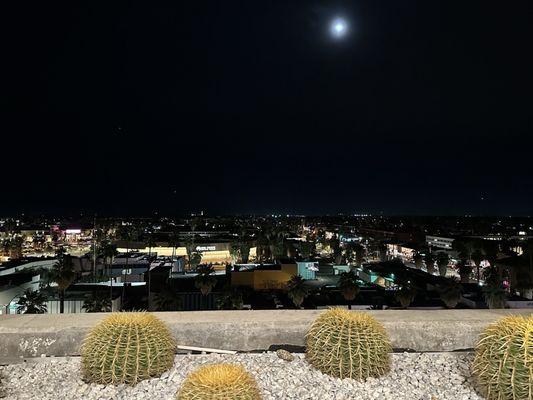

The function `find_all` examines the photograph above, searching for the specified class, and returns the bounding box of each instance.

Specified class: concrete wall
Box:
[0,309,531,362]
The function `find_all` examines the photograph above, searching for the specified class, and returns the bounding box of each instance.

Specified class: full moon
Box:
[330,18,348,38]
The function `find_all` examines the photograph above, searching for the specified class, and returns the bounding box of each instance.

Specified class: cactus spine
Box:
[81,312,176,385]
[473,314,532,400]
[177,363,262,400]
[306,308,391,380]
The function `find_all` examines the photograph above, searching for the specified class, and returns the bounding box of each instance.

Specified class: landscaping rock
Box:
[0,352,484,400]
[276,349,295,362]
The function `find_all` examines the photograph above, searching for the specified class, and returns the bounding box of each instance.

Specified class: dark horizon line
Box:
[1,211,531,220]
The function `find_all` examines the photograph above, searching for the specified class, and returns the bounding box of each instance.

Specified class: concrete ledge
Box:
[0,309,531,360]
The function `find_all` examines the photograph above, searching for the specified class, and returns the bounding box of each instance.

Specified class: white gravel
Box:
[0,352,483,400]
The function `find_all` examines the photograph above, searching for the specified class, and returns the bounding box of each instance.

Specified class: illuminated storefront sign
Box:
[196,245,217,251]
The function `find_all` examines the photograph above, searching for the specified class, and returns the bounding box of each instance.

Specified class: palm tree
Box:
[354,244,365,266]
[482,240,501,280]
[296,239,315,261]
[82,292,111,312]
[17,289,47,314]
[343,242,364,266]
[436,253,450,277]
[195,264,217,296]
[1,237,23,260]
[482,265,507,309]
[100,242,117,276]
[266,228,287,262]
[168,228,180,263]
[238,240,251,264]
[229,242,241,265]
[255,226,271,263]
[154,286,182,311]
[286,275,309,308]
[145,229,156,310]
[514,239,533,298]
[99,242,118,308]
[413,252,423,269]
[185,236,203,271]
[378,242,388,262]
[316,230,328,251]
[457,260,473,283]
[482,241,499,265]
[483,285,507,309]
[329,236,343,264]
[438,278,462,308]
[117,224,138,309]
[337,270,359,309]
[453,238,475,261]
[424,253,435,275]
[471,249,484,283]
[47,248,76,313]
[217,286,244,310]
[395,285,416,309]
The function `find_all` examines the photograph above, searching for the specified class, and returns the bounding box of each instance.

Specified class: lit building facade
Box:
[116,243,257,267]
[386,243,416,263]
[426,235,454,250]
[231,261,317,290]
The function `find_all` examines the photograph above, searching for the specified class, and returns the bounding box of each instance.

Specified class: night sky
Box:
[3,1,532,216]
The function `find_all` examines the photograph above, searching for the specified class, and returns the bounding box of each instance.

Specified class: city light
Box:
[330,18,348,38]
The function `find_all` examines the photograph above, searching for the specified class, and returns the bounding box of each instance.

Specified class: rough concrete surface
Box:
[0,309,530,361]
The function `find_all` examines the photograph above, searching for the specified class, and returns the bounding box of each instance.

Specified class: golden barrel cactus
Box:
[177,363,261,400]
[306,308,391,380]
[473,314,532,400]
[81,312,176,385]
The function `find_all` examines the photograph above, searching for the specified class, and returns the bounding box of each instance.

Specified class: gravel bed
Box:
[0,352,483,400]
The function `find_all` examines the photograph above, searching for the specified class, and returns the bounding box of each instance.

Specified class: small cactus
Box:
[306,308,391,380]
[81,312,176,385]
[177,363,262,400]
[473,314,532,400]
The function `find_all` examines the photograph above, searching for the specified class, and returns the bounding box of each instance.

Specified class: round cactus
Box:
[81,312,176,385]
[177,363,262,400]
[306,308,391,380]
[473,314,532,400]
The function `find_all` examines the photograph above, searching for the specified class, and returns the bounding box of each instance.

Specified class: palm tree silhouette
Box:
[424,253,435,275]
[195,264,217,309]
[413,252,423,269]
[17,289,47,314]
[471,249,484,283]
[436,252,450,277]
[82,291,111,312]
[457,260,473,283]
[47,248,76,313]
[286,275,308,308]
[338,270,359,309]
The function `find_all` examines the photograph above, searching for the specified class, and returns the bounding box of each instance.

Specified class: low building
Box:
[386,243,417,263]
[231,261,317,290]
[426,235,454,250]
[116,243,257,268]
[0,258,56,314]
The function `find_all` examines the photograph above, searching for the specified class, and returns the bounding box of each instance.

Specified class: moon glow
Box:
[330,18,348,38]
